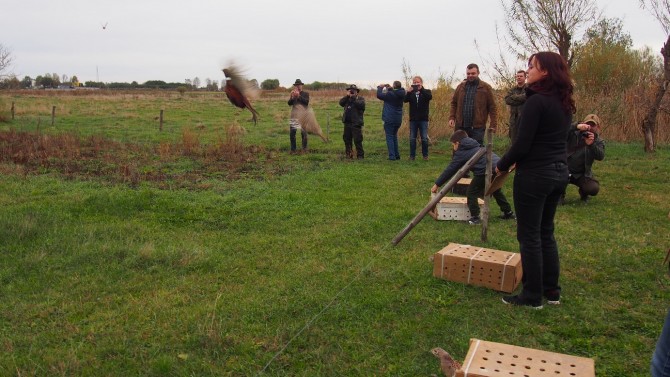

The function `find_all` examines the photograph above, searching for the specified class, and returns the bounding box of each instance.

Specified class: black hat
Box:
[293,79,304,86]
[346,84,360,92]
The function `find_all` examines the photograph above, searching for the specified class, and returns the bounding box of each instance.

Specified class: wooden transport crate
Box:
[457,338,595,377]
[432,243,522,293]
[452,177,471,196]
[428,195,484,221]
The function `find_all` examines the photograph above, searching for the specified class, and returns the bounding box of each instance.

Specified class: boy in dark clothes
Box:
[431,130,515,225]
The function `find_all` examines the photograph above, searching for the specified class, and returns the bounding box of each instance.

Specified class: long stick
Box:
[392,147,487,246]
[481,128,493,242]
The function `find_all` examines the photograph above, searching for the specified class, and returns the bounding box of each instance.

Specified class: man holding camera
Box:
[376,81,406,160]
[288,79,309,153]
[565,113,605,203]
[404,76,432,160]
[339,84,366,159]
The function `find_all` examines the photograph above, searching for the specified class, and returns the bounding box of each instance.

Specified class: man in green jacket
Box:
[504,70,527,141]
[565,114,605,203]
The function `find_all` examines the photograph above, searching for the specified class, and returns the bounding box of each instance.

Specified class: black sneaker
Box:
[502,295,543,309]
[544,290,561,305]
[499,211,516,220]
[468,216,481,225]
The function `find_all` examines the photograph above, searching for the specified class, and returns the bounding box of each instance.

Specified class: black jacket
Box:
[339,95,366,127]
[404,88,432,121]
[566,126,605,179]
[497,88,571,172]
[434,137,498,186]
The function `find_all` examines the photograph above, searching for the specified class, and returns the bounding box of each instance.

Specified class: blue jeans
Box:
[652,308,670,377]
[458,126,485,145]
[409,120,428,158]
[513,163,568,304]
[384,122,401,160]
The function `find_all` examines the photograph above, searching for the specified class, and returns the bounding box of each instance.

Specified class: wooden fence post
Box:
[481,128,493,242]
[159,109,164,131]
[51,106,56,126]
[11,102,15,120]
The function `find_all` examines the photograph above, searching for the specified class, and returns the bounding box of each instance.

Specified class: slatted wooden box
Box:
[428,195,484,221]
[432,243,522,293]
[457,338,595,377]
[452,177,472,196]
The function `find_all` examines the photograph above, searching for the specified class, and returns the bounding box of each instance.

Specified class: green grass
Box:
[0,91,669,376]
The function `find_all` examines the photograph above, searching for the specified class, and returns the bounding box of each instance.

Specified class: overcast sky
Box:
[1,0,665,88]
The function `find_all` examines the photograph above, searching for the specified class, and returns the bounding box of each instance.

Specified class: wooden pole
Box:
[481,128,493,242]
[51,106,56,126]
[11,102,15,120]
[159,109,164,131]
[392,147,487,246]
[326,112,330,141]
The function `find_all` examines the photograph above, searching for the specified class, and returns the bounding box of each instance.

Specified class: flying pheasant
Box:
[431,347,462,377]
[221,63,260,125]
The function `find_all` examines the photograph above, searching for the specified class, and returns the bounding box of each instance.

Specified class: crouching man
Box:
[565,114,605,203]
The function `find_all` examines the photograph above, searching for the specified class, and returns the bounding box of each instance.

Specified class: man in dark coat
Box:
[565,113,605,203]
[377,81,406,160]
[339,84,366,159]
[404,76,432,160]
[288,79,310,153]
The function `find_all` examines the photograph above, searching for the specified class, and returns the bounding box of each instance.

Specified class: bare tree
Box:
[638,0,670,152]
[640,0,670,32]
[501,0,599,67]
[0,44,13,79]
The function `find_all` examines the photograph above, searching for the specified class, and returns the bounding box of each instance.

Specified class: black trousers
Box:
[513,163,568,304]
[569,175,600,198]
[467,175,513,217]
[290,127,308,151]
[343,124,364,158]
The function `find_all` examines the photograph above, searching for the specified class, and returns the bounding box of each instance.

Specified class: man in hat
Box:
[339,84,366,159]
[288,79,309,153]
[564,113,605,203]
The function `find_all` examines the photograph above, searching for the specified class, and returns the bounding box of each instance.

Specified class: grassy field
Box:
[0,90,669,376]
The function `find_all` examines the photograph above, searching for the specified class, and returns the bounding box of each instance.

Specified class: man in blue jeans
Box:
[404,76,432,160]
[376,81,406,160]
[652,308,670,376]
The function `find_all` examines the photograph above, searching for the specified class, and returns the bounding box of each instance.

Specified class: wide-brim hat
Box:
[346,84,360,92]
[583,114,601,127]
[293,79,304,86]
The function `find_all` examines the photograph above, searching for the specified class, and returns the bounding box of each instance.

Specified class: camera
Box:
[581,131,591,138]
[411,84,420,90]
[349,90,355,95]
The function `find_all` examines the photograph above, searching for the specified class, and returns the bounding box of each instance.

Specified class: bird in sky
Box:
[101,22,108,30]
[221,63,259,125]
[431,347,462,377]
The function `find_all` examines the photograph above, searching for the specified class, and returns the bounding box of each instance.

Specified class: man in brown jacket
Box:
[448,63,497,144]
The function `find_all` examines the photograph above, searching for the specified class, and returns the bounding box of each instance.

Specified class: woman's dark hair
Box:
[528,52,576,114]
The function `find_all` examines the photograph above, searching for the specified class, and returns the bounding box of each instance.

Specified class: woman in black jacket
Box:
[496,51,576,309]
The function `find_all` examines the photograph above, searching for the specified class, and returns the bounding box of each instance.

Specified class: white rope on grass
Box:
[256,241,393,375]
